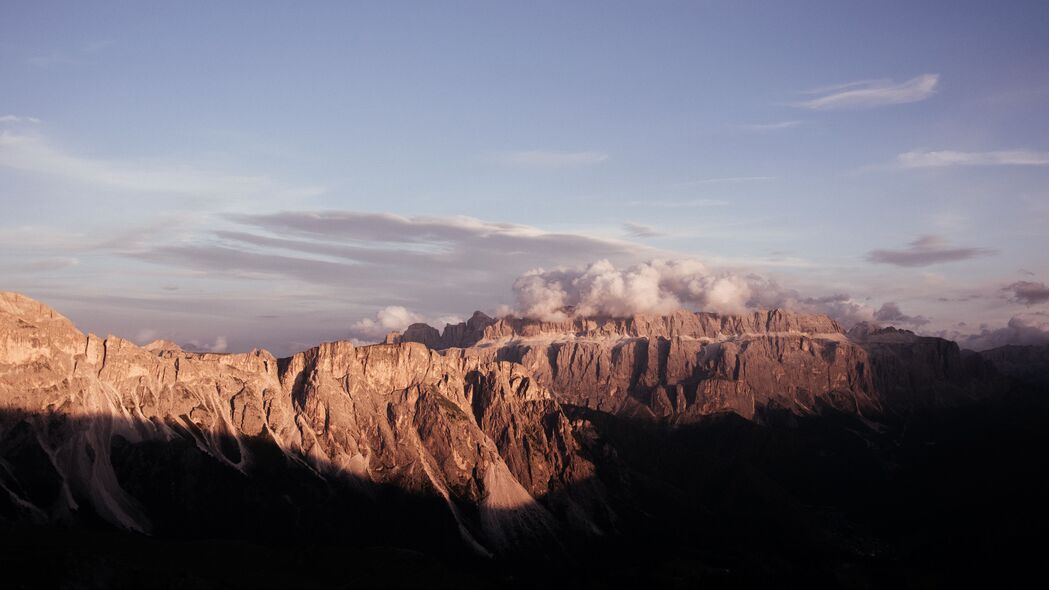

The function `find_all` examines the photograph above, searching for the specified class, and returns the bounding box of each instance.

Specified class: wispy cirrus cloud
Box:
[622,222,666,238]
[626,198,728,208]
[27,51,78,68]
[866,235,995,267]
[20,257,80,272]
[741,120,802,132]
[0,131,324,200]
[672,176,775,187]
[487,149,608,168]
[131,210,655,310]
[795,74,939,110]
[27,39,115,68]
[0,115,41,124]
[898,149,1049,168]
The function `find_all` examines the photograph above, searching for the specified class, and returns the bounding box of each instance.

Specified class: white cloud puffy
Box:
[796,74,938,110]
[183,335,229,353]
[351,306,426,340]
[510,259,875,324]
[874,301,930,326]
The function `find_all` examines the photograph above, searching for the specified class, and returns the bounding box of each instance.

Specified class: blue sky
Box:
[2,1,1048,354]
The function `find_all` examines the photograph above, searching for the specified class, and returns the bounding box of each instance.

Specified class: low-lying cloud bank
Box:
[510,259,876,326]
[960,314,1049,351]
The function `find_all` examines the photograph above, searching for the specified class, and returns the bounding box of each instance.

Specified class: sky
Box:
[2,1,1048,355]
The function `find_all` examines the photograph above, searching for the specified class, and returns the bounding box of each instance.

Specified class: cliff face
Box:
[406,310,1005,421]
[0,293,605,555]
[406,309,875,420]
[0,292,1013,560]
[979,343,1049,390]
[846,323,1008,410]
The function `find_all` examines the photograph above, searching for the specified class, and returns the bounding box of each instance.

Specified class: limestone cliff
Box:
[406,310,1004,421]
[0,292,606,555]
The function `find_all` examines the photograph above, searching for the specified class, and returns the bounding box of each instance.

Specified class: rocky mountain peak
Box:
[402,307,845,350]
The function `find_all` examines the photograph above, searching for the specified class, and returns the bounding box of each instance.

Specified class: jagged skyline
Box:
[2,1,1048,355]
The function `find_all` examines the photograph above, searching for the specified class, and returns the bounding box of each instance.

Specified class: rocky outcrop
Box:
[847,323,1007,410]
[407,311,1007,421]
[978,343,1049,390]
[0,292,606,555]
[406,309,874,420]
[402,311,497,349]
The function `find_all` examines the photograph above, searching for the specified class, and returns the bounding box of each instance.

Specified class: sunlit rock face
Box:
[0,292,608,556]
[406,309,1005,421]
[0,291,1013,567]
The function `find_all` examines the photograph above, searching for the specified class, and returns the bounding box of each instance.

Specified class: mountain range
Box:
[1,291,1047,588]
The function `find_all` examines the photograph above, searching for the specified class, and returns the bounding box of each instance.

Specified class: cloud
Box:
[20,257,79,272]
[0,115,41,124]
[512,259,743,320]
[183,335,229,353]
[0,131,324,199]
[627,198,729,208]
[622,222,666,238]
[791,293,875,327]
[350,306,425,341]
[28,41,113,68]
[866,235,995,267]
[741,121,802,132]
[131,210,651,315]
[874,302,930,326]
[487,150,608,168]
[960,315,1049,351]
[795,74,938,110]
[672,176,775,186]
[897,149,1049,168]
[510,258,875,325]
[134,329,159,344]
[27,52,77,68]
[1004,281,1049,306]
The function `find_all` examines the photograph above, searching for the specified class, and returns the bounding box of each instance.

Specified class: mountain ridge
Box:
[2,291,1046,587]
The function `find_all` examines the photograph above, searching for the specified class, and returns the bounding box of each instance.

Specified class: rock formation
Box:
[3,292,1041,588]
[403,310,1005,422]
[0,292,607,555]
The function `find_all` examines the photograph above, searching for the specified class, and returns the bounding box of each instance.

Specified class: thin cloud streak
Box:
[0,131,325,199]
[622,222,666,238]
[796,74,938,110]
[741,121,802,132]
[0,115,41,124]
[898,149,1049,168]
[627,198,729,208]
[487,150,609,168]
[672,176,775,187]
[866,235,995,267]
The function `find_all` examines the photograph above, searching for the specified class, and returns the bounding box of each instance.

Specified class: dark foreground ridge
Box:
[2,292,1048,588]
